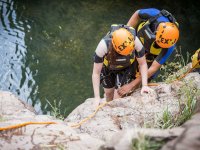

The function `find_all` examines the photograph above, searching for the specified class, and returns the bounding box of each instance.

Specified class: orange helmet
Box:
[112,28,135,56]
[156,22,179,48]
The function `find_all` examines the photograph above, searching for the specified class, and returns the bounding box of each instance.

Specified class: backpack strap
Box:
[149,9,178,27]
[110,24,136,39]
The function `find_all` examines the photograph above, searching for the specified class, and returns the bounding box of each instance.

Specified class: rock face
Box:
[65,72,200,149]
[0,72,199,150]
[65,83,180,141]
[0,91,104,150]
[161,103,200,150]
[99,127,184,150]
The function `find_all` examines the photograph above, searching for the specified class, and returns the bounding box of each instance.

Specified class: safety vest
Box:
[137,9,178,56]
[103,24,136,70]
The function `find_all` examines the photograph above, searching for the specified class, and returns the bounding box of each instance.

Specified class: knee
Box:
[104,91,114,101]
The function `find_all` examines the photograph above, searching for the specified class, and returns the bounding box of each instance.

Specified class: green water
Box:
[0,0,199,115]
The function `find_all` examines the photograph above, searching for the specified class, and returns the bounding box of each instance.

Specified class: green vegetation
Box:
[156,47,190,83]
[150,47,199,129]
[132,133,165,150]
[40,143,66,150]
[134,82,198,149]
[46,99,67,120]
[155,80,199,129]
[155,107,173,129]
[0,114,4,122]
[174,81,199,126]
[133,48,199,148]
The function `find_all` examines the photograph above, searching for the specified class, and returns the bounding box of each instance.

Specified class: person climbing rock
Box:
[117,8,180,96]
[92,24,152,107]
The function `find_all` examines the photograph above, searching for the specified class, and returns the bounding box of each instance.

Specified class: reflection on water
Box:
[0,0,199,115]
[0,0,41,113]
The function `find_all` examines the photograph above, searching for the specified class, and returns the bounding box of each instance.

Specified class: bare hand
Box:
[117,84,134,97]
[93,97,101,108]
[141,86,153,95]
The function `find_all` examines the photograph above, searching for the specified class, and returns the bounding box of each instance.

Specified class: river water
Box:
[0,0,199,115]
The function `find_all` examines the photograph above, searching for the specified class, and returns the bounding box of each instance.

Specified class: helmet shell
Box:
[112,28,135,56]
[156,22,179,48]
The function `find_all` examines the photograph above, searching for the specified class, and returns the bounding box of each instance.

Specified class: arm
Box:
[92,39,107,105]
[134,60,161,85]
[117,36,151,95]
[92,62,103,99]
[127,8,160,27]
[136,55,153,94]
[127,10,140,27]
[128,45,174,88]
[137,55,148,87]
[134,36,148,88]
[117,60,161,96]
[133,37,152,94]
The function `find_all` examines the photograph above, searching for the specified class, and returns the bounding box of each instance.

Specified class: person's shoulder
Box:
[98,39,107,48]
[139,8,160,16]
[95,39,108,57]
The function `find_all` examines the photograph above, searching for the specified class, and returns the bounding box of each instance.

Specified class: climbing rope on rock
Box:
[1,51,199,131]
[0,121,56,131]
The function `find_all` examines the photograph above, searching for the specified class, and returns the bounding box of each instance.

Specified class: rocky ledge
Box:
[0,72,200,150]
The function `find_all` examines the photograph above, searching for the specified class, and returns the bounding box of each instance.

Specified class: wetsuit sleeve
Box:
[134,36,145,58]
[138,8,160,20]
[93,39,108,63]
[155,45,175,65]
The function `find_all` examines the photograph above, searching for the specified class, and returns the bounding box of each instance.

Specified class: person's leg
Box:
[114,89,120,99]
[100,66,116,101]
[104,87,115,102]
[115,62,138,98]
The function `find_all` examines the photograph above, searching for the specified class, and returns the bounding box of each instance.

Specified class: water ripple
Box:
[0,0,41,113]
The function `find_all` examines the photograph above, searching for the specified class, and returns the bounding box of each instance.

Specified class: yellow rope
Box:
[1,61,199,131]
[69,82,164,128]
[68,82,164,128]
[174,60,200,82]
[0,121,56,131]
[148,83,159,86]
[0,102,109,131]
[70,101,108,128]
[146,60,200,87]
